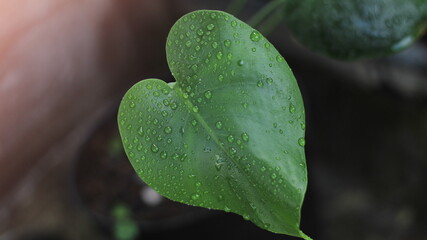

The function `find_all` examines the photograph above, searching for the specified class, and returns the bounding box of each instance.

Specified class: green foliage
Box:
[283,0,427,59]
[118,10,310,239]
[111,204,139,240]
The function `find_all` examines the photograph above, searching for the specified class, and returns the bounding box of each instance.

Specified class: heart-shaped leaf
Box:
[283,0,427,59]
[118,10,310,239]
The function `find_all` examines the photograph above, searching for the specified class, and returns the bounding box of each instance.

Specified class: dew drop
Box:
[216,51,223,60]
[241,132,249,142]
[257,80,264,87]
[204,90,212,99]
[164,126,172,134]
[191,193,200,200]
[207,23,215,31]
[215,156,225,170]
[298,137,306,147]
[163,99,170,106]
[227,135,234,143]
[250,31,261,42]
[215,121,223,129]
[276,55,284,62]
[224,39,231,47]
[203,146,212,153]
[237,60,244,66]
[151,144,159,153]
[289,103,296,113]
[160,151,168,159]
[138,127,144,136]
[180,153,188,162]
[227,53,233,60]
[156,135,163,141]
[192,106,199,113]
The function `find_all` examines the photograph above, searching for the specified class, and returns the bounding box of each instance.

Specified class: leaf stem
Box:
[226,0,248,15]
[247,0,286,27]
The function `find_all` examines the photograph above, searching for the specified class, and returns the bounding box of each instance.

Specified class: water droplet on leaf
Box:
[289,103,296,113]
[204,90,212,99]
[206,23,215,31]
[215,121,223,129]
[151,144,159,153]
[298,137,306,147]
[250,31,261,42]
[241,132,249,142]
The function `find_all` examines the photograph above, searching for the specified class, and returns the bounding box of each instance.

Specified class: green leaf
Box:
[283,0,427,59]
[118,10,310,239]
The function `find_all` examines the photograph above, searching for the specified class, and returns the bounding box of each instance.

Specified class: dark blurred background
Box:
[0,1,426,240]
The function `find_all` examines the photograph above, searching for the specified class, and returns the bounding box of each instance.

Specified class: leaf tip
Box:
[298,230,313,240]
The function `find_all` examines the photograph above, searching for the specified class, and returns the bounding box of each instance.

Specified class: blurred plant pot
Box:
[69,107,213,239]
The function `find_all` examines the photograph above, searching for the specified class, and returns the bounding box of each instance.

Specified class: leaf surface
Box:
[118,10,309,239]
